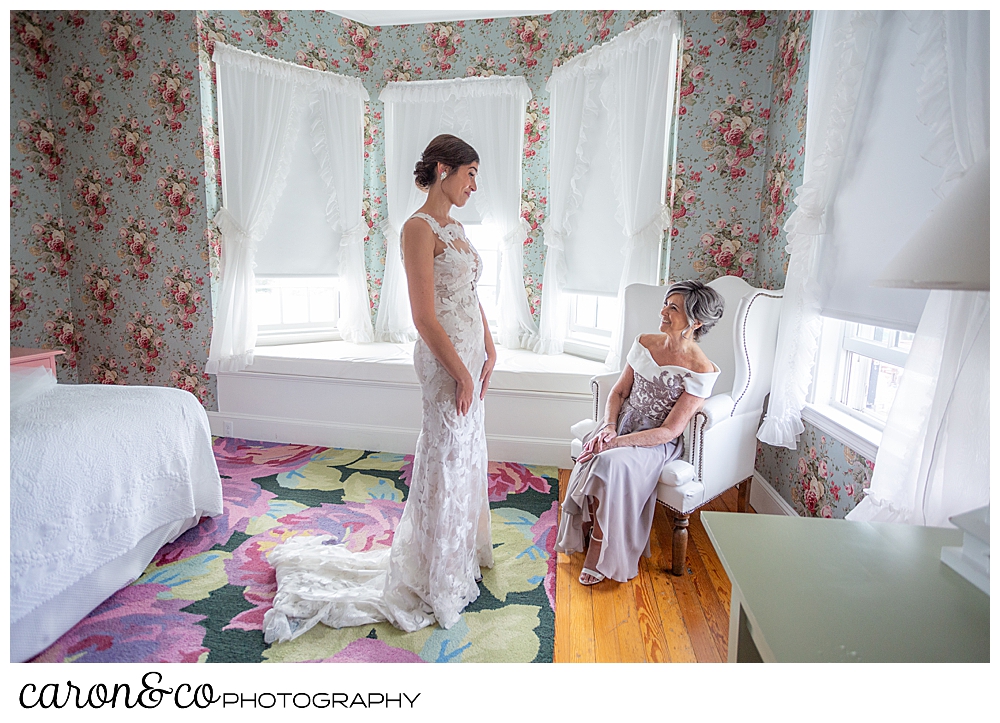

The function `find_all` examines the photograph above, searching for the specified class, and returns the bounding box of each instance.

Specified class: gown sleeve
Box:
[682,364,720,398]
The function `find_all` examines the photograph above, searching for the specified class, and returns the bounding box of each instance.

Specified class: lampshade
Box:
[872,155,989,290]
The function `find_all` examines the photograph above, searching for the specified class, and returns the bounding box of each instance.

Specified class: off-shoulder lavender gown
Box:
[555,337,719,582]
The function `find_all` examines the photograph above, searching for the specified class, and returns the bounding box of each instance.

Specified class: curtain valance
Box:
[380,75,531,104]
[212,43,369,100]
[545,12,676,86]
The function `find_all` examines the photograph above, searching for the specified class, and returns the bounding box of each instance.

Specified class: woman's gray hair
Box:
[665,279,725,340]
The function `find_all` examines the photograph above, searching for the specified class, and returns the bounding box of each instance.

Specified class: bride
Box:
[263,135,495,641]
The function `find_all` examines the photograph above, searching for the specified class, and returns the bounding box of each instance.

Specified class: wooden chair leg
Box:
[671,513,690,576]
[737,477,752,513]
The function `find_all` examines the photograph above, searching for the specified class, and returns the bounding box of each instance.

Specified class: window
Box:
[836,322,913,425]
[563,293,619,361]
[376,76,535,344]
[463,224,502,331]
[540,14,679,359]
[811,316,913,435]
[207,42,371,371]
[255,277,340,346]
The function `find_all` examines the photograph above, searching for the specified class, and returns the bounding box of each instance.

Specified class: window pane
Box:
[596,296,619,332]
[255,281,282,326]
[308,286,338,323]
[841,352,905,423]
[568,293,614,345]
[257,277,340,330]
[464,224,501,251]
[281,286,309,325]
[851,322,914,353]
[479,285,498,327]
[479,249,499,297]
[892,330,914,354]
[463,225,501,330]
[869,359,904,420]
[575,294,597,328]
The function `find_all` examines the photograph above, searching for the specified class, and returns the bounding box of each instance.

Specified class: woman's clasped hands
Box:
[577,423,618,464]
[455,349,495,416]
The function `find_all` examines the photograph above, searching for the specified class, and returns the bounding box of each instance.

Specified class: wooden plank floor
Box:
[553,468,754,663]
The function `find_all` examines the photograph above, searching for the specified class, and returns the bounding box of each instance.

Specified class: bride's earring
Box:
[440,172,447,181]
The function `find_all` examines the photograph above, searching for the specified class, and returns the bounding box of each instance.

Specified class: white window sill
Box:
[256,328,341,346]
[562,339,610,363]
[241,339,607,396]
[801,402,881,462]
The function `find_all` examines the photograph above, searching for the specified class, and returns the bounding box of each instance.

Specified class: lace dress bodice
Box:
[409,212,483,348]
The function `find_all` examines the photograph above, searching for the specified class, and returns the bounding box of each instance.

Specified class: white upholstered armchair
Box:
[570,277,783,575]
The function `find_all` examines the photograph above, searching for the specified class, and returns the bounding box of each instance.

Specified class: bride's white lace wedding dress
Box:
[262,213,493,642]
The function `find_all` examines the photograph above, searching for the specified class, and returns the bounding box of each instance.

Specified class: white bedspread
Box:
[10,382,223,628]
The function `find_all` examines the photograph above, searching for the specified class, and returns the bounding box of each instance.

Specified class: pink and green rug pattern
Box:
[30,438,559,664]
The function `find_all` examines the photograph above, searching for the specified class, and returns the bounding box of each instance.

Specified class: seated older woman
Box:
[555,280,724,585]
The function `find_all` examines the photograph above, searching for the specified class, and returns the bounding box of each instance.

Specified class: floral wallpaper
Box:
[10,9,867,518]
[10,10,214,404]
[754,10,811,290]
[755,424,875,519]
[667,10,809,292]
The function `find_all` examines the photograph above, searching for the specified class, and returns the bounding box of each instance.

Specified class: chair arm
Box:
[687,409,764,497]
[590,371,622,422]
[698,394,736,431]
[570,418,597,441]
[660,459,695,487]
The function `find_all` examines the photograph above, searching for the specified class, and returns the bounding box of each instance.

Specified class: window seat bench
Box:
[211,340,607,468]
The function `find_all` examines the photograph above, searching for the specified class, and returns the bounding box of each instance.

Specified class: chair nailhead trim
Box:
[732,291,782,416]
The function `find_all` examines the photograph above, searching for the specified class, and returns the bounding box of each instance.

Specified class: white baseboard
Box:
[207,411,575,468]
[207,411,417,456]
[750,471,798,517]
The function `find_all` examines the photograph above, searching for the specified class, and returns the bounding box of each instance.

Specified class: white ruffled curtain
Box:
[848,10,989,527]
[600,15,678,370]
[375,88,446,342]
[207,44,304,373]
[756,11,878,446]
[538,13,678,362]
[376,76,536,346]
[207,44,370,371]
[537,53,601,354]
[464,82,539,350]
[311,79,373,343]
[850,291,989,527]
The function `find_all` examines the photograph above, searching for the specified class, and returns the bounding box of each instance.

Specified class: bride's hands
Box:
[479,351,496,400]
[456,372,475,416]
[577,425,618,464]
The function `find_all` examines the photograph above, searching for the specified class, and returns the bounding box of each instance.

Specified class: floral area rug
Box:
[31,438,559,663]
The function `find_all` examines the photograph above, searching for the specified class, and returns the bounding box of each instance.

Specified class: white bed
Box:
[10,368,223,662]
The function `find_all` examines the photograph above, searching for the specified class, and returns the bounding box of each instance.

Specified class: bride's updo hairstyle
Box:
[665,279,725,341]
[413,134,480,190]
